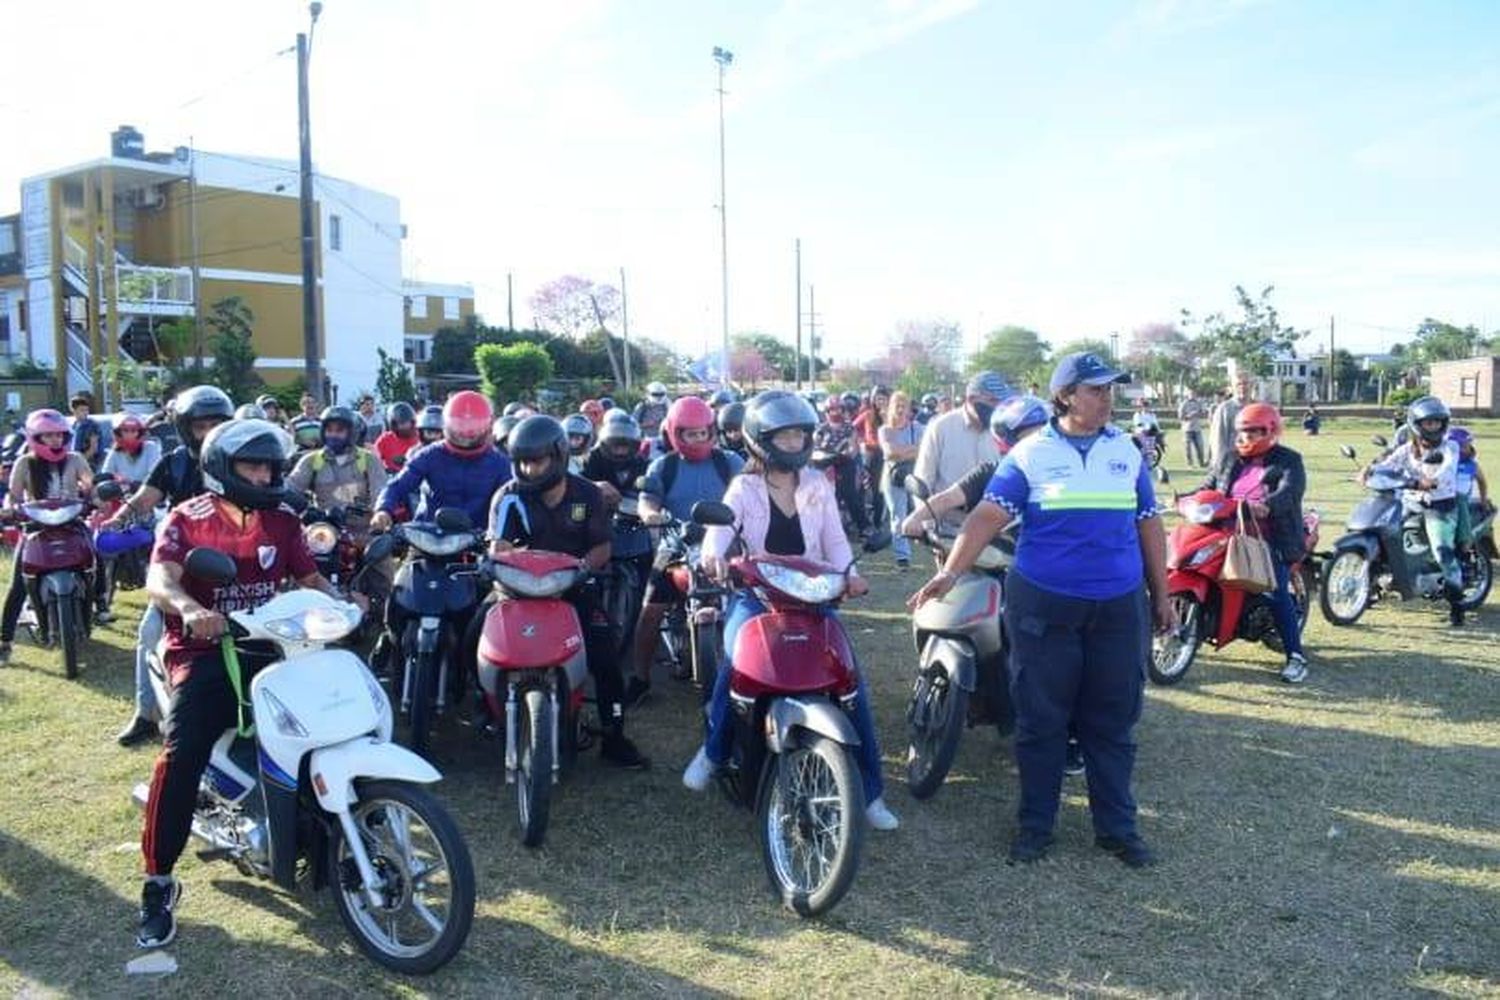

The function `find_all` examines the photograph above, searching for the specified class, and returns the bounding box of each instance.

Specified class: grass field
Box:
[1,419,1497,998]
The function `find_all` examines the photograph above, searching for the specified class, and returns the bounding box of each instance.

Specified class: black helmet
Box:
[320,405,358,452]
[172,385,234,456]
[508,415,568,494]
[599,410,642,466]
[598,396,616,411]
[1406,396,1451,445]
[839,391,860,414]
[200,419,293,511]
[416,404,443,433]
[491,414,521,452]
[744,391,818,471]
[717,400,745,433]
[386,401,416,430]
[867,384,890,405]
[562,413,595,456]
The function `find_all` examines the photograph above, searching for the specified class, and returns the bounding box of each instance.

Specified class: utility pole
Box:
[805,284,820,391]
[1327,314,1335,403]
[506,272,514,331]
[188,137,203,372]
[713,46,733,387]
[794,238,802,390]
[620,266,632,391]
[297,2,324,404]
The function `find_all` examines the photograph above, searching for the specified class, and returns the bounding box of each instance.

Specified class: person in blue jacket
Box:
[370,390,511,532]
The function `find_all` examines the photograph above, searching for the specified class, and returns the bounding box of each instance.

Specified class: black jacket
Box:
[1201,444,1307,563]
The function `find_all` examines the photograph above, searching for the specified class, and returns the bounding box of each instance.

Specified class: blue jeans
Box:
[134,603,165,718]
[883,480,911,562]
[704,592,885,803]
[1266,560,1304,658]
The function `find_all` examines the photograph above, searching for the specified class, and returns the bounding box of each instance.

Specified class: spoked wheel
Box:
[515,688,553,848]
[1320,550,1372,626]
[757,735,864,917]
[1149,593,1203,685]
[1457,549,1492,611]
[329,780,475,975]
[905,668,968,800]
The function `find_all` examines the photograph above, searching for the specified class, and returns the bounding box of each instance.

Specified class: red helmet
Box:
[25,408,71,463]
[113,414,147,455]
[579,399,604,427]
[1234,402,1282,458]
[441,390,494,457]
[663,396,716,462]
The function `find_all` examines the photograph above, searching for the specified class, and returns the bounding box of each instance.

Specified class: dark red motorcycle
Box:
[1150,489,1320,685]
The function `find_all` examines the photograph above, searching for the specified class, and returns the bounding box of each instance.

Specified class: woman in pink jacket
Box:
[682,391,898,831]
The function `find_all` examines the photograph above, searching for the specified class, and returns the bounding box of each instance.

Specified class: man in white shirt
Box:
[913,370,1009,529]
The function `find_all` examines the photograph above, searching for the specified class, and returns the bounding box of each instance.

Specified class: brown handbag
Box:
[1221,504,1277,593]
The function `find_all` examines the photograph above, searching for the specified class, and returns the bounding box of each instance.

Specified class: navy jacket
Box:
[376,442,511,527]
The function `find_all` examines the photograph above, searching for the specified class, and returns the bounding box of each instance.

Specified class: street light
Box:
[713,46,733,388]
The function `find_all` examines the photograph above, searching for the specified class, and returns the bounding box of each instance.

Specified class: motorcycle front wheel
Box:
[329,779,475,975]
[905,668,968,800]
[1150,593,1202,685]
[52,596,82,680]
[516,688,553,848]
[758,735,865,918]
[1320,550,1372,626]
[1458,549,1493,611]
[689,618,720,700]
[397,625,437,759]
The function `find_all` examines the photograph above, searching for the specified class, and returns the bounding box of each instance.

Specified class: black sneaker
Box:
[137,877,181,949]
[600,732,650,769]
[1449,605,1465,627]
[1006,830,1053,865]
[1064,739,1086,776]
[116,716,160,748]
[0,641,12,665]
[1096,833,1156,868]
[622,677,651,709]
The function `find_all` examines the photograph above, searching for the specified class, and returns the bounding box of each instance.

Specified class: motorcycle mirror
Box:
[682,522,706,545]
[1339,444,1357,460]
[904,475,930,500]
[434,507,473,533]
[94,480,123,502]
[1371,434,1389,448]
[361,532,396,565]
[690,500,735,527]
[184,547,237,585]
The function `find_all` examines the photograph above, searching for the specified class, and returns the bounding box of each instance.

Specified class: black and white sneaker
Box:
[1279,653,1309,684]
[137,877,181,949]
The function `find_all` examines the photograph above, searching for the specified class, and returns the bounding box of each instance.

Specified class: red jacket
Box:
[374,430,420,473]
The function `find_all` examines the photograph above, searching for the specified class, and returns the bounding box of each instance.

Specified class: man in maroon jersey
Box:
[135,419,367,950]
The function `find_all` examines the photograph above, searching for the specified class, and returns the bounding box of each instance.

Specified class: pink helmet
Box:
[25,409,71,463]
[663,396,715,461]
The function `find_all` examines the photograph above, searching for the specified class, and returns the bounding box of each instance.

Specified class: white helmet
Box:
[647,381,669,401]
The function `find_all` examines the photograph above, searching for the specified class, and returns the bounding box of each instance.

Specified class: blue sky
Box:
[3,0,1496,365]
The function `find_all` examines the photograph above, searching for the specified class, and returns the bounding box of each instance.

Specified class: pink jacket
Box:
[702,468,858,573]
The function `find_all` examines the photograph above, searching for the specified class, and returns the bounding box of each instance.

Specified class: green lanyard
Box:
[221,636,255,738]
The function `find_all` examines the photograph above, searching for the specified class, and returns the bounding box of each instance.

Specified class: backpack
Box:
[308,449,370,477]
[658,450,733,496]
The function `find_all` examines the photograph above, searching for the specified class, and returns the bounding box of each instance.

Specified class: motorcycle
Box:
[1132,427,1167,471]
[383,508,486,759]
[301,502,367,595]
[8,480,121,678]
[131,538,475,974]
[900,475,1015,799]
[599,491,652,661]
[1319,445,1493,625]
[691,501,867,918]
[1151,490,1320,684]
[646,484,726,696]
[90,475,153,610]
[474,549,593,847]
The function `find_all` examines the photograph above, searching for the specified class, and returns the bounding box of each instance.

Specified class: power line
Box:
[176,47,295,112]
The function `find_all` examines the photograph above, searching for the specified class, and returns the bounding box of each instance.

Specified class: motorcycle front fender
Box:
[919,634,977,692]
[38,571,81,600]
[308,737,442,813]
[765,696,861,755]
[1165,569,1212,606]
[1330,532,1381,561]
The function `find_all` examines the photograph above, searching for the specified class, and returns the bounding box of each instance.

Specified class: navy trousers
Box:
[1004,571,1148,840]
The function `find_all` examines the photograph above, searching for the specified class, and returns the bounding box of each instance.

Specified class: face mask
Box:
[972,401,995,426]
[323,433,351,453]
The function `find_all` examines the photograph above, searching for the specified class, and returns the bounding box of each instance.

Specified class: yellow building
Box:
[403,280,476,400]
[8,127,471,407]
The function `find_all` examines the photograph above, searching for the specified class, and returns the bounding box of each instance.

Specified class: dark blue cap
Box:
[1048,352,1129,394]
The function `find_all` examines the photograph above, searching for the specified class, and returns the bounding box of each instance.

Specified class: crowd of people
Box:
[0,359,1489,951]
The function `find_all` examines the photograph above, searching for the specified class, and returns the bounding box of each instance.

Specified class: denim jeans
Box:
[704,591,885,803]
[883,481,912,562]
[133,603,166,719]
[1265,559,1305,658]
[1423,505,1462,589]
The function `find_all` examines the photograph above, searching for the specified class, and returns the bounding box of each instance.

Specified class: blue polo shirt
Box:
[644,450,744,521]
[983,421,1157,600]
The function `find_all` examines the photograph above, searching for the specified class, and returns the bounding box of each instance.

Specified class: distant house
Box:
[1227,353,1325,404]
[1429,356,1500,417]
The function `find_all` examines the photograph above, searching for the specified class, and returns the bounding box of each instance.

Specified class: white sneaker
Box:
[865,796,900,831]
[682,746,714,791]
[1280,653,1309,684]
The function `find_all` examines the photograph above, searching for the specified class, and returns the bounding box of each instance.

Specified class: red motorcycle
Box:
[693,501,867,918]
[9,482,121,678]
[476,549,591,848]
[1151,489,1320,685]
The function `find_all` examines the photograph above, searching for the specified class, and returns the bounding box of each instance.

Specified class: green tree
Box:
[375,347,417,404]
[1411,318,1485,365]
[475,342,554,405]
[204,296,264,402]
[1181,285,1304,377]
[969,326,1049,378]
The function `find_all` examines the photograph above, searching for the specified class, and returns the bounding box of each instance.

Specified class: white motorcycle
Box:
[131,539,475,974]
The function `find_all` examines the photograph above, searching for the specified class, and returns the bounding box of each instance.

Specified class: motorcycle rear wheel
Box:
[758,735,864,918]
[1458,550,1492,611]
[1320,551,1371,626]
[905,669,968,800]
[329,779,475,975]
[516,688,553,848]
[1150,593,1202,685]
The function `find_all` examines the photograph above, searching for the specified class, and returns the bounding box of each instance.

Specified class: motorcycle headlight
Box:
[1182,502,1219,525]
[404,528,476,558]
[22,503,82,526]
[304,522,339,556]
[264,604,361,643]
[756,560,846,603]
[493,562,582,597]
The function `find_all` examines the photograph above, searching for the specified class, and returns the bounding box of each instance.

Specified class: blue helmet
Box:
[990,395,1049,450]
